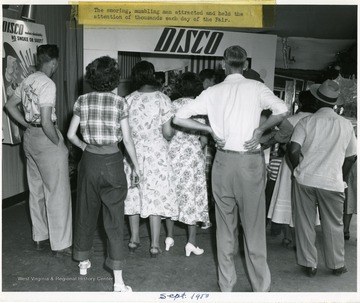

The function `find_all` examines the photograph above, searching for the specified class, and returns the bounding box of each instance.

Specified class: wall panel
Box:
[2,5,73,199]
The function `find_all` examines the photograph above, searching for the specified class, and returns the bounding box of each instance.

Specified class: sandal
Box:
[150,246,162,258]
[114,283,133,292]
[128,242,141,253]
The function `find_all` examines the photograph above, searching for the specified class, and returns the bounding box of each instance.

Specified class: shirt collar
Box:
[224,73,245,81]
[317,107,336,114]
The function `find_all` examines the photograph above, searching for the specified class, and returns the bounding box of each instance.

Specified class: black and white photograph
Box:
[1,1,358,303]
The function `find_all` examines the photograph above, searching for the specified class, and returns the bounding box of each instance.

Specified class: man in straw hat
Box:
[289,79,357,277]
[173,45,288,292]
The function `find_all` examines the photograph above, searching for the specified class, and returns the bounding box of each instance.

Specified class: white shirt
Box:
[15,71,57,123]
[176,73,288,151]
[291,107,357,192]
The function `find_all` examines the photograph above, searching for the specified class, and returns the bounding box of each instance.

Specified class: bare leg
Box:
[113,270,132,292]
[166,219,174,239]
[149,215,162,249]
[282,224,292,247]
[343,213,353,240]
[188,224,197,246]
[128,214,140,244]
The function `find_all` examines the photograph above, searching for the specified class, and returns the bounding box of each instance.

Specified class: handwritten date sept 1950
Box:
[159,293,209,300]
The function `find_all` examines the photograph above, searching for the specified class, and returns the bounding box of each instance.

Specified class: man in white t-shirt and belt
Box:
[5,45,73,256]
[289,79,357,277]
[173,45,288,292]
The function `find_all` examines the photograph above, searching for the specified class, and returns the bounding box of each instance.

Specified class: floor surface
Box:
[1,200,358,302]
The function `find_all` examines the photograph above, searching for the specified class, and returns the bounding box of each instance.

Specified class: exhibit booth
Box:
[83,26,278,96]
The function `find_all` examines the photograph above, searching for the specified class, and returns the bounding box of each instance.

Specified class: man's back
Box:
[292,107,357,191]
[198,74,285,151]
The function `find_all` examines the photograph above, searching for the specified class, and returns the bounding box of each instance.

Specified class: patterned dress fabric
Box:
[124,90,178,219]
[169,97,209,225]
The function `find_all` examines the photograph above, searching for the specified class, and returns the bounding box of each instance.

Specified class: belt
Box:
[217,148,262,155]
[29,122,56,128]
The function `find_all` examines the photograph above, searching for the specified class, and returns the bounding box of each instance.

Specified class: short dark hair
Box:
[224,45,247,69]
[36,44,59,69]
[85,56,121,92]
[154,71,165,85]
[131,61,158,89]
[199,69,215,82]
[298,90,317,113]
[176,72,204,97]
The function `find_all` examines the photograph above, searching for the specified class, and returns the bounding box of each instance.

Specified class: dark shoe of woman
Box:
[344,232,350,240]
[128,242,141,253]
[150,247,162,258]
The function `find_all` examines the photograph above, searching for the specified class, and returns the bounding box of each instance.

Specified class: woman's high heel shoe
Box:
[185,242,204,257]
[165,237,174,251]
[128,242,141,253]
[150,247,162,258]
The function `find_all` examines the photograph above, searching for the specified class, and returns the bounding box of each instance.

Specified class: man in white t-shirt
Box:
[173,45,288,292]
[289,79,357,277]
[5,45,72,256]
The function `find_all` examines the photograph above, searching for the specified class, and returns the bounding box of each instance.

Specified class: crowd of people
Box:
[4,43,357,293]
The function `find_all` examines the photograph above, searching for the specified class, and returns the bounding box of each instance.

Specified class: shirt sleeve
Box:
[38,80,56,107]
[118,96,129,120]
[160,93,174,125]
[258,83,288,115]
[274,118,294,143]
[345,127,357,157]
[176,90,208,119]
[290,119,306,146]
[73,98,81,116]
[14,83,22,99]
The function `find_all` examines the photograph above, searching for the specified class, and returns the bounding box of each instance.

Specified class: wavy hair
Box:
[131,61,159,89]
[176,72,204,98]
[85,56,121,92]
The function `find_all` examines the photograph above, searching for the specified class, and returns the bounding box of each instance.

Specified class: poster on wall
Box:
[2,17,47,145]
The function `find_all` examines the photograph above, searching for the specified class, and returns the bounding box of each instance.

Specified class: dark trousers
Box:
[73,150,128,270]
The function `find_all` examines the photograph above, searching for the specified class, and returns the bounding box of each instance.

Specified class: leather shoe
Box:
[34,239,49,251]
[303,266,317,277]
[332,266,348,276]
[52,246,72,257]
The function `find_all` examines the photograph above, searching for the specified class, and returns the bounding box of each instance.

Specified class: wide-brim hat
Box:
[310,79,340,105]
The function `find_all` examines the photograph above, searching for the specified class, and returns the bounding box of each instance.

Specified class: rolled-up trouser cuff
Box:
[73,249,91,261]
[105,256,126,270]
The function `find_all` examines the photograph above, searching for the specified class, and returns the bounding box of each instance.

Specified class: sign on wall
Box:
[2,17,47,144]
[84,26,277,89]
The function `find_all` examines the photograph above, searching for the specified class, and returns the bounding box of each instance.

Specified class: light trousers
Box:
[23,126,72,250]
[212,150,271,292]
[293,179,345,269]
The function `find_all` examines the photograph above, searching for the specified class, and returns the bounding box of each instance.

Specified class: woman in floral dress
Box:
[124,61,177,258]
[166,72,210,256]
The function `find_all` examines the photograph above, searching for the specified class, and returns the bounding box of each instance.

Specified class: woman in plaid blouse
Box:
[67,56,140,292]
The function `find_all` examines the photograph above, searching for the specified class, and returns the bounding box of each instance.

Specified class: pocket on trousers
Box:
[104,160,126,189]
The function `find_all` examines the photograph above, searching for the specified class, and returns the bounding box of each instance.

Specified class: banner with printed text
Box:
[2,17,47,145]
